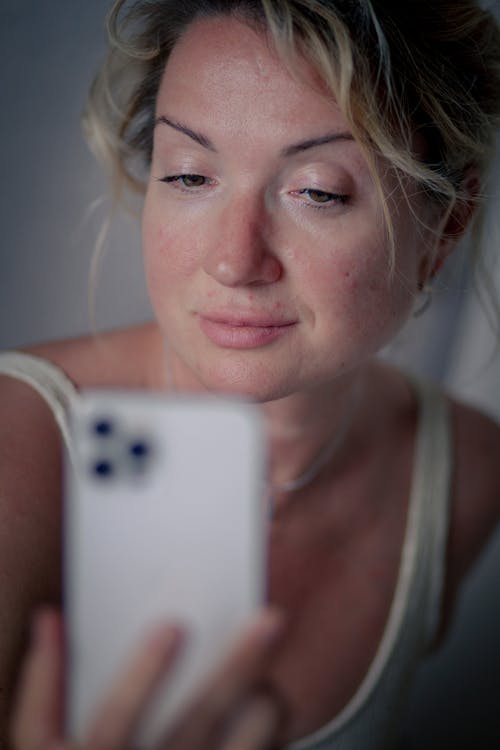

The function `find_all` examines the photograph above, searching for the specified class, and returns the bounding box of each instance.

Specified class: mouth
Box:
[197,313,297,349]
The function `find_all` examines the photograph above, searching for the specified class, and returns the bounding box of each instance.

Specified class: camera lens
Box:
[129,440,150,459]
[93,419,114,437]
[92,459,114,478]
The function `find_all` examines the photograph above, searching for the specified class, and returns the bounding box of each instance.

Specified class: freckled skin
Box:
[142,16,434,400]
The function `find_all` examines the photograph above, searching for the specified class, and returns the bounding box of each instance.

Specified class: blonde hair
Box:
[84,0,500,299]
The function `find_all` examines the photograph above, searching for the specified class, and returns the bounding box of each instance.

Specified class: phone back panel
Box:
[65,391,267,748]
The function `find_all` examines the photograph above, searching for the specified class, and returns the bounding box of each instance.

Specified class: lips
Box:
[197,312,297,349]
[201,311,295,327]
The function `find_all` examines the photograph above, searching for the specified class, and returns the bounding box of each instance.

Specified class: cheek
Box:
[299,235,416,336]
[142,202,201,295]
[336,256,405,309]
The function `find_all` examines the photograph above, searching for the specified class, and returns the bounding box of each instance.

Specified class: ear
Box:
[418,169,480,288]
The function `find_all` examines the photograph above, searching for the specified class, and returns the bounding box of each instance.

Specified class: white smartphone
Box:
[64,390,267,749]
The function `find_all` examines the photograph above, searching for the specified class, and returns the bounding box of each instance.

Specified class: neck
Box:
[261,370,365,495]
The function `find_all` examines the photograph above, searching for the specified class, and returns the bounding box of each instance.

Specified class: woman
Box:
[3,0,500,747]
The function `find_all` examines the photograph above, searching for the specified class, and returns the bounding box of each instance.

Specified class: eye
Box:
[298,188,348,205]
[159,174,208,189]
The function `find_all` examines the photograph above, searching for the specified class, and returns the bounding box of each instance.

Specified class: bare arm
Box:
[0,377,63,742]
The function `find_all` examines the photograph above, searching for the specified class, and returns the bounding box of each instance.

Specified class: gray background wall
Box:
[1,1,499,746]
[0,0,150,348]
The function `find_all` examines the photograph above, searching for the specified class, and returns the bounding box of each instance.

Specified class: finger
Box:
[10,608,65,750]
[165,608,284,749]
[84,623,183,750]
[219,693,281,750]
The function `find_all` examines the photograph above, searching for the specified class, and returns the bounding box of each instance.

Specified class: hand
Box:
[11,607,286,750]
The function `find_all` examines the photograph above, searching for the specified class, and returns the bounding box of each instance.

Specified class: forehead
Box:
[157,15,351,141]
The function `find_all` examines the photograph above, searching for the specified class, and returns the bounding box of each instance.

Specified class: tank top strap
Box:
[0,350,79,454]
[406,374,453,647]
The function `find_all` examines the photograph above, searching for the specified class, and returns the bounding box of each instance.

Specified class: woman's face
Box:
[143,16,430,400]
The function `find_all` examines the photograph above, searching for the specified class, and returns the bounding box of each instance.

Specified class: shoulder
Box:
[447,396,500,583]
[0,321,162,520]
[21,320,163,390]
[368,365,499,590]
[0,321,163,502]
[433,394,500,643]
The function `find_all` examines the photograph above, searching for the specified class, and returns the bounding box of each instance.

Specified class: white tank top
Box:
[0,351,452,750]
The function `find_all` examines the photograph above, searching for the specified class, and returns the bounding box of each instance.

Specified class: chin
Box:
[218,383,297,404]
[192,356,304,403]
[168,336,364,401]
[203,372,297,403]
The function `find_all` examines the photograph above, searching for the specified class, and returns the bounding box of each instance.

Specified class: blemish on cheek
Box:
[341,268,359,291]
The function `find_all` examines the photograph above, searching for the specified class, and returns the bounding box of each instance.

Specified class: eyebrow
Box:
[155,116,216,151]
[154,115,355,156]
[281,132,354,156]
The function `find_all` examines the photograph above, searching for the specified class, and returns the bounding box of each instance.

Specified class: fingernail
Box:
[147,622,185,653]
[254,609,285,645]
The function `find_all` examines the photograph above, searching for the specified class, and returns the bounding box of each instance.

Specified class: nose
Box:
[202,196,282,287]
